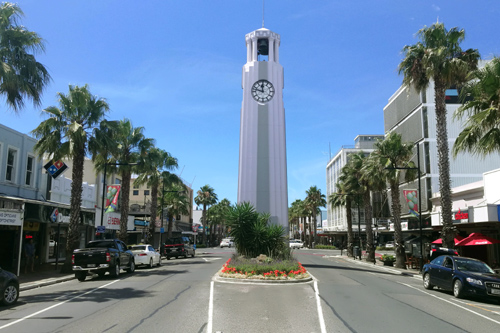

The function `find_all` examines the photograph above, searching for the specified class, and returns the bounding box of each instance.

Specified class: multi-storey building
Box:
[383,60,500,240]
[325,135,385,236]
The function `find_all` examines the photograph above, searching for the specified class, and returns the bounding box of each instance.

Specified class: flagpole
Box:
[417,142,423,272]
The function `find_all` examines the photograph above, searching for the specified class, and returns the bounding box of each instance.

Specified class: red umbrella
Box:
[431,235,464,245]
[455,233,500,246]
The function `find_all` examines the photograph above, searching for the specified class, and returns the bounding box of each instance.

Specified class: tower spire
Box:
[262,0,265,28]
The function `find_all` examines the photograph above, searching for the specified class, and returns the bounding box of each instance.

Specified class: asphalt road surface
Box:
[1,248,499,333]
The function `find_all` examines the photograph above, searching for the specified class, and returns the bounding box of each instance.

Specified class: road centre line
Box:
[399,282,500,325]
[0,280,120,330]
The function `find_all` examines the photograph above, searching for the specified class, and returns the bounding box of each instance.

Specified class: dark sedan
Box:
[422,255,500,302]
[1,267,19,306]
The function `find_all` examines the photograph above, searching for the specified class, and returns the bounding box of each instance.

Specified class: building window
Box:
[144,190,150,196]
[133,184,139,189]
[133,190,139,196]
[25,155,34,186]
[6,148,17,182]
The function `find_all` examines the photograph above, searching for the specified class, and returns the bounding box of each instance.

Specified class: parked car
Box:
[385,241,394,249]
[429,246,459,261]
[0,267,19,306]
[162,236,195,259]
[72,239,135,281]
[289,239,304,249]
[128,244,161,268]
[422,255,500,301]
[220,238,234,248]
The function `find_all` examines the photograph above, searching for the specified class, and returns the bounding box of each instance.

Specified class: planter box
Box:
[382,261,394,266]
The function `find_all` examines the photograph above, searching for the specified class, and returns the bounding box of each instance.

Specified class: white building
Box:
[325,135,384,232]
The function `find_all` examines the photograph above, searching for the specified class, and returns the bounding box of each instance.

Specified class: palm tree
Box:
[398,22,480,249]
[370,133,417,269]
[329,181,354,257]
[453,58,500,157]
[194,185,218,246]
[0,2,51,111]
[360,152,391,262]
[105,119,154,242]
[134,147,179,244]
[289,199,303,239]
[31,84,110,273]
[305,186,326,246]
[162,183,189,239]
[209,198,231,244]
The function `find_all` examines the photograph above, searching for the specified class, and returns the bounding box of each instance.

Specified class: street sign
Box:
[97,225,106,233]
[160,227,164,233]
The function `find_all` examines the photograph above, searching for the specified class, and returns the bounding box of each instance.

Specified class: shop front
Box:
[0,198,24,275]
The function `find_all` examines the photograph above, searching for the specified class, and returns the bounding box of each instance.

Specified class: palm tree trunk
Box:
[167,212,173,239]
[390,182,406,269]
[61,149,85,273]
[363,191,375,263]
[119,169,132,243]
[149,184,158,245]
[313,207,318,246]
[434,79,455,249]
[202,205,207,246]
[346,200,353,257]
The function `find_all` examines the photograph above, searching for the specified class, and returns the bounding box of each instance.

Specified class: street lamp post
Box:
[386,142,423,271]
[100,162,138,235]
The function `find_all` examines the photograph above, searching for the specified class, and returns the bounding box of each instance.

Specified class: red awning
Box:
[455,233,500,246]
[431,235,464,245]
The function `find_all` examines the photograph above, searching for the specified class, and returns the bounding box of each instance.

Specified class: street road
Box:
[0,248,499,332]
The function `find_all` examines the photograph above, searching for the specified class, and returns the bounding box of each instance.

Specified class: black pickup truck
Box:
[72,239,135,281]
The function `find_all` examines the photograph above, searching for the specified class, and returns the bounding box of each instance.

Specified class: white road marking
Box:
[207,280,214,333]
[203,257,222,262]
[0,280,120,330]
[310,273,327,333]
[399,282,500,325]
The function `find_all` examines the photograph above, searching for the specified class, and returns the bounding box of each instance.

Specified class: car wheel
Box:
[98,272,106,278]
[157,257,162,266]
[192,250,195,258]
[149,258,154,269]
[2,282,19,306]
[126,260,135,273]
[166,256,171,260]
[453,279,464,298]
[423,273,433,290]
[111,263,120,277]
[75,272,86,282]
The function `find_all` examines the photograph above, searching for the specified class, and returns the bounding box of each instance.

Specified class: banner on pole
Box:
[403,190,419,217]
[105,185,121,213]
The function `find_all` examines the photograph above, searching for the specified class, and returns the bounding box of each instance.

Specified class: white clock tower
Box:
[238,27,288,229]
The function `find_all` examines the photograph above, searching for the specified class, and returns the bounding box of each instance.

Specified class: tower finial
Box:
[262,0,265,28]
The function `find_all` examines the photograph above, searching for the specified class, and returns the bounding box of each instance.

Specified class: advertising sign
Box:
[105,185,121,213]
[0,211,22,226]
[403,190,419,217]
[44,160,68,179]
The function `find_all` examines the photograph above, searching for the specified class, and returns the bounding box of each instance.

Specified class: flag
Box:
[403,190,419,217]
[44,160,68,179]
[105,185,121,213]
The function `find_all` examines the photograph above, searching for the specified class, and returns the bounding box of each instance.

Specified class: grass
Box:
[218,254,310,280]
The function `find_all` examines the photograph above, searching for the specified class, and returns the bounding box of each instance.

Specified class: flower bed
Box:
[218,258,310,280]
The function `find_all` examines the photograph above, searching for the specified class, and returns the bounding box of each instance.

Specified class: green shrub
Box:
[314,245,337,250]
[226,202,291,260]
[379,254,395,261]
[227,255,301,275]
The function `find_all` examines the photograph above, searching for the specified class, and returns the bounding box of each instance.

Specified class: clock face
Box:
[251,80,275,103]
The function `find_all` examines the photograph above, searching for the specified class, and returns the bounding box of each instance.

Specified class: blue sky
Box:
[2,1,499,208]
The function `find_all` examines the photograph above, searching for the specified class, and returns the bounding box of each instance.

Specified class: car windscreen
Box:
[165,238,181,245]
[130,246,146,251]
[86,241,115,248]
[454,258,495,273]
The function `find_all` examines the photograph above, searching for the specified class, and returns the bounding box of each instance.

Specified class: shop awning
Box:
[455,233,500,246]
[431,235,464,245]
